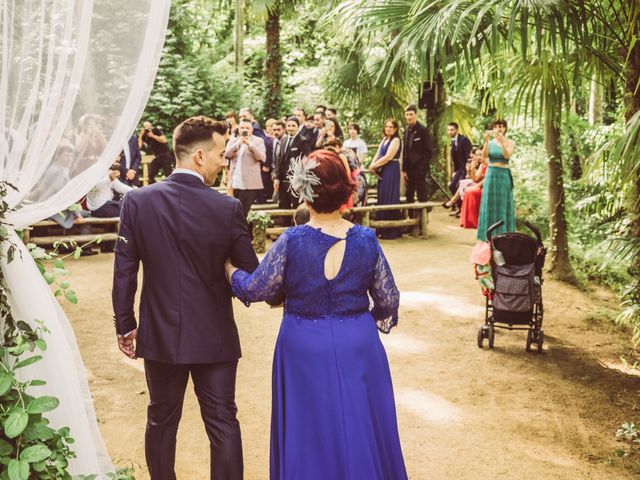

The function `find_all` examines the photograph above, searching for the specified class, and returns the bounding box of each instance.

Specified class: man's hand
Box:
[402,171,409,181]
[126,169,136,181]
[273,179,280,192]
[139,127,145,137]
[240,136,249,145]
[109,170,120,181]
[262,166,270,173]
[117,329,137,359]
[227,186,234,196]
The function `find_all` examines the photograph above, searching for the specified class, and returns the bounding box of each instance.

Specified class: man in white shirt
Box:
[224,118,267,216]
[87,159,133,217]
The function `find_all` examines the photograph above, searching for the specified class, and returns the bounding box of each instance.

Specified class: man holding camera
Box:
[224,118,267,216]
[139,121,173,184]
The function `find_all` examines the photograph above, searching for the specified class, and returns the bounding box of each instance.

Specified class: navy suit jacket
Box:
[119,135,142,176]
[112,173,259,364]
[451,134,473,172]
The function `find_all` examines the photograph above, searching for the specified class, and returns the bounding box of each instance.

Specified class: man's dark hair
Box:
[286,116,300,126]
[293,108,306,118]
[326,107,337,115]
[315,105,327,112]
[173,116,227,163]
[448,122,459,130]
[239,118,253,125]
[313,111,326,119]
[348,123,360,134]
[405,104,418,113]
[274,120,286,129]
[225,111,237,121]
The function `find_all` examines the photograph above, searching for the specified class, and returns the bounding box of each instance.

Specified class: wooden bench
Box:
[25,217,120,247]
[259,202,438,239]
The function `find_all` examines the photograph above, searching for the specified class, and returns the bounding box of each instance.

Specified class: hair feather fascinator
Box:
[287,156,321,203]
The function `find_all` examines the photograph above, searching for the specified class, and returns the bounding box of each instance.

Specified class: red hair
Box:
[306,150,355,213]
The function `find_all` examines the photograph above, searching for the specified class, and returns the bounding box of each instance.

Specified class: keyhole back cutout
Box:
[324,239,346,281]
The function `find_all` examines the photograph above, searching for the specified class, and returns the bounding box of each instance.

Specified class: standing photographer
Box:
[139,121,173,184]
[224,118,266,216]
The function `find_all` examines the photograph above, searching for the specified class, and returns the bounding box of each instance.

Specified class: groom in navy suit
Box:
[112,116,258,480]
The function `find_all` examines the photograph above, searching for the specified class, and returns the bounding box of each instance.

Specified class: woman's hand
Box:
[484,131,491,142]
[224,259,237,281]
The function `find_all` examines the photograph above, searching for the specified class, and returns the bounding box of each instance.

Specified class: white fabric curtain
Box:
[0,0,170,476]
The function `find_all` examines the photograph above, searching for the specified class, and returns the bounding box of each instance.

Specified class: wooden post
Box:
[362,211,370,227]
[420,207,429,239]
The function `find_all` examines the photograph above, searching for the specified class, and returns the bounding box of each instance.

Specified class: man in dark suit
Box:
[447,122,473,210]
[402,104,432,203]
[112,116,258,480]
[273,116,312,210]
[119,134,142,186]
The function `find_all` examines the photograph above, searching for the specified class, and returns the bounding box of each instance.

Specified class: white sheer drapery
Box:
[1,0,170,476]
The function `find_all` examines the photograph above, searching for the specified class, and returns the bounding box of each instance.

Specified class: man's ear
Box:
[194,149,204,167]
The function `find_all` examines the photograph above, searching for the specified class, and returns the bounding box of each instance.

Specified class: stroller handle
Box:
[486,220,504,240]
[524,221,543,245]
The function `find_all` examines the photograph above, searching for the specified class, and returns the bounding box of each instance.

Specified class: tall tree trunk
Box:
[568,79,582,180]
[545,113,576,283]
[588,72,603,126]
[425,73,447,196]
[264,0,282,118]
[234,0,244,73]
[625,34,640,318]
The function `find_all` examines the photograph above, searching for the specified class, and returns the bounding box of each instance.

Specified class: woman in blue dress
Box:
[225,149,407,480]
[369,119,402,239]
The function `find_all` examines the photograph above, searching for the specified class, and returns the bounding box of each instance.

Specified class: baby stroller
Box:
[477,220,547,352]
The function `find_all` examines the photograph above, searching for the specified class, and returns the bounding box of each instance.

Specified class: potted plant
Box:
[247,211,273,254]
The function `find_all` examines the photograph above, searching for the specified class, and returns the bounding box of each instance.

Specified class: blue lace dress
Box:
[231,224,407,480]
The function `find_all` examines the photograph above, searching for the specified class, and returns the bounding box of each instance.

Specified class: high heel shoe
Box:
[441,201,453,209]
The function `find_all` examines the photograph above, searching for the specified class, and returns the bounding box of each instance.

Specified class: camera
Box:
[240,130,250,138]
[109,162,120,171]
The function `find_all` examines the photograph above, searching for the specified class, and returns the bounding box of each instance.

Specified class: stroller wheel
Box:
[536,330,544,353]
[477,325,485,349]
[488,326,495,349]
[526,329,533,352]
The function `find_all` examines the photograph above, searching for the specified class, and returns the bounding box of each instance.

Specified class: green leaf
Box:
[26,396,59,414]
[35,339,47,351]
[43,272,55,285]
[73,247,82,260]
[0,439,13,456]
[19,444,51,463]
[28,379,46,387]
[14,355,42,369]
[64,291,78,304]
[54,258,64,269]
[21,420,54,442]
[0,372,13,396]
[54,289,62,297]
[59,281,70,289]
[7,459,29,480]
[4,410,28,438]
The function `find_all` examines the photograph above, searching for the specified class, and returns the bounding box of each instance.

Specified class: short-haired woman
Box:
[476,119,516,240]
[225,150,408,480]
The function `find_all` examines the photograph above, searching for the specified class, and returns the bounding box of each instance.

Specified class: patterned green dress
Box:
[476,140,515,241]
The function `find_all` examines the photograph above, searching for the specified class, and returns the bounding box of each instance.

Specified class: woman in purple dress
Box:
[225,149,407,480]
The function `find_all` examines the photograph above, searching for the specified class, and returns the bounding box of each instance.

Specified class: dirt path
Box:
[63,209,640,479]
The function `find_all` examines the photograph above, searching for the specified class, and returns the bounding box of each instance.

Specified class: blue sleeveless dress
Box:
[231,224,407,480]
[376,138,402,239]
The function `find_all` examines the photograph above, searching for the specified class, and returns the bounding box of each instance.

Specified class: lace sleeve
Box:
[369,242,400,333]
[231,230,288,305]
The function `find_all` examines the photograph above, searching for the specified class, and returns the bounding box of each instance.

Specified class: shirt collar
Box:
[172,168,204,183]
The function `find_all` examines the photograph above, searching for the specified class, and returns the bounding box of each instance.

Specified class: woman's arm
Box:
[370,138,400,169]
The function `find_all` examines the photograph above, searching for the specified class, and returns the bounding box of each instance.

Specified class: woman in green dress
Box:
[476,119,516,241]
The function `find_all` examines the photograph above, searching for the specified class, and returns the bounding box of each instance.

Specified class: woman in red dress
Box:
[460,148,487,229]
